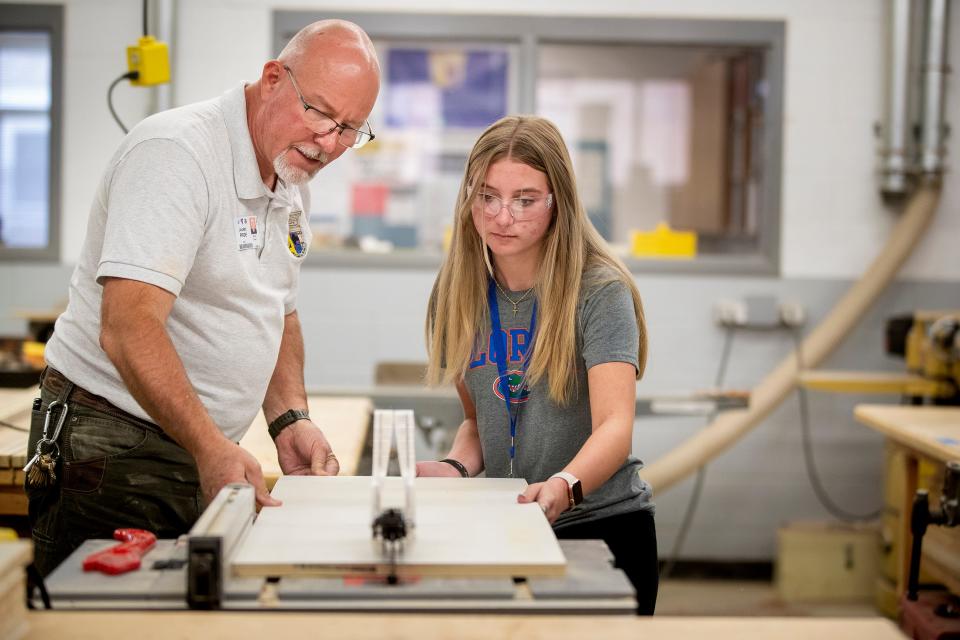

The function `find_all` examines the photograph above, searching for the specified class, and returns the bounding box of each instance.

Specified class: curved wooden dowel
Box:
[641,185,941,493]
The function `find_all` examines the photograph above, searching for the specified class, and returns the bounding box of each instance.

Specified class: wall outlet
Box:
[778,301,806,328]
[714,296,805,329]
[714,299,747,327]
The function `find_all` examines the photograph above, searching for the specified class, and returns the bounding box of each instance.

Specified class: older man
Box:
[26,20,380,576]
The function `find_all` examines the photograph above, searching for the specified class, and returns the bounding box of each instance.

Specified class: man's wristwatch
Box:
[268,409,310,441]
[549,471,583,510]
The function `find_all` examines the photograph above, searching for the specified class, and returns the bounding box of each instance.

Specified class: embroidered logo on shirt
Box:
[492,370,531,404]
[287,210,306,257]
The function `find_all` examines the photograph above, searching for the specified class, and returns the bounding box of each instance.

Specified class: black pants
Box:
[25,371,202,577]
[554,508,658,615]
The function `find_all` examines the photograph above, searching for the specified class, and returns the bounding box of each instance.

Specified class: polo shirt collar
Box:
[221,84,273,201]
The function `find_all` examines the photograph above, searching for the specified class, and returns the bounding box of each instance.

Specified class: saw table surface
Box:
[231,476,566,578]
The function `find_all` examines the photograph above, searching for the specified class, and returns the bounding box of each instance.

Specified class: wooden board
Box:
[239,395,372,481]
[854,404,960,463]
[0,391,370,482]
[0,386,39,420]
[0,541,31,640]
[799,370,935,395]
[231,476,566,579]
[0,386,36,475]
[0,488,27,516]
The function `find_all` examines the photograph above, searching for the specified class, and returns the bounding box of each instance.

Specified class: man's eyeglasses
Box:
[283,65,375,149]
[475,191,553,221]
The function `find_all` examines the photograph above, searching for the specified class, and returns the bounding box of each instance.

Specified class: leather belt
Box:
[40,367,160,431]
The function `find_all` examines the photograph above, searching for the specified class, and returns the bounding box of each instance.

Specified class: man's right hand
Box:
[194,437,281,508]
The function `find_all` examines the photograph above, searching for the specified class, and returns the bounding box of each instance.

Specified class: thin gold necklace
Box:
[494,279,534,317]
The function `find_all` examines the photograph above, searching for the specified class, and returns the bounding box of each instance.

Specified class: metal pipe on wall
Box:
[881,0,915,198]
[149,0,176,114]
[921,0,950,176]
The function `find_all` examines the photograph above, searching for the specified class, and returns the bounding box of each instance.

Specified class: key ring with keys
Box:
[41,399,70,441]
[23,399,70,476]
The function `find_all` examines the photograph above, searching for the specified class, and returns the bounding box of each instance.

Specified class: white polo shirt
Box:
[45,85,312,442]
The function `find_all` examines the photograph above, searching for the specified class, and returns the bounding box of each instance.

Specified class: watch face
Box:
[571,480,583,505]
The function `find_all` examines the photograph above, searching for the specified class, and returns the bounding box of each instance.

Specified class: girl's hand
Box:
[517,477,569,523]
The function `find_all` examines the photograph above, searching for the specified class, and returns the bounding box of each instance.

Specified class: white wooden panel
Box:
[231,476,566,578]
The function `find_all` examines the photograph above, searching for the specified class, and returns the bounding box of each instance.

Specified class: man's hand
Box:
[517,477,569,524]
[275,420,339,476]
[194,437,280,508]
[415,460,465,477]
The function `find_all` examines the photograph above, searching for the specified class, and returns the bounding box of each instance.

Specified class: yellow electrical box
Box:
[127,36,170,86]
[630,223,697,259]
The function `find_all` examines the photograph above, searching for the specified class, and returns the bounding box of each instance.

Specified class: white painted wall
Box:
[46,0,960,279]
[5,0,959,562]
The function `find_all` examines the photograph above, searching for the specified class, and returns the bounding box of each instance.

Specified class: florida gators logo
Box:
[492,370,530,404]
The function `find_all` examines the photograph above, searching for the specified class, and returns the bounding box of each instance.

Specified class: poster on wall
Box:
[386,48,508,128]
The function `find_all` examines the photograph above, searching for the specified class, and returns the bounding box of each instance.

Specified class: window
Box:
[308,40,520,257]
[274,12,783,274]
[537,43,767,255]
[0,5,62,260]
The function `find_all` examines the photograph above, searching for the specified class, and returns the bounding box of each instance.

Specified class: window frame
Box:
[274,11,784,275]
[0,4,63,261]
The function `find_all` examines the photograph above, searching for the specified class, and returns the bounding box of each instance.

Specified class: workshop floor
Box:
[656,579,882,617]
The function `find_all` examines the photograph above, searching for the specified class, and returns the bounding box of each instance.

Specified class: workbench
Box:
[0,386,36,517]
[1,540,910,639]
[21,611,906,640]
[0,387,372,516]
[853,404,960,599]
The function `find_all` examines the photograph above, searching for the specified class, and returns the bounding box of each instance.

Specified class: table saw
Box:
[36,477,637,613]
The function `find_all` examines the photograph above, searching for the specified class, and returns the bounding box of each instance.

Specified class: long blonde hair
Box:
[425,115,647,405]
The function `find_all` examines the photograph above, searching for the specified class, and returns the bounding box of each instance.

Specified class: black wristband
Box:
[268,409,310,440]
[440,458,469,478]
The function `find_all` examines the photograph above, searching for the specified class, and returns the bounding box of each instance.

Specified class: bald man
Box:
[28,20,380,576]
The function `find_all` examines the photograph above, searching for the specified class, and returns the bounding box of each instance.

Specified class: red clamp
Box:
[82,528,157,575]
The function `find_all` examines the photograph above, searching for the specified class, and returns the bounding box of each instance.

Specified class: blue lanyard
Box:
[487,278,537,478]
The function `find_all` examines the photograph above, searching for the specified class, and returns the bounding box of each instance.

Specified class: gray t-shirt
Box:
[463,269,654,528]
[45,85,312,442]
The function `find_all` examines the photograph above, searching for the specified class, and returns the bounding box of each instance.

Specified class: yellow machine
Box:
[800,311,960,403]
[899,311,960,400]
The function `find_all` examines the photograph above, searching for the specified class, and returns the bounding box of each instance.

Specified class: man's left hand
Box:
[275,420,339,476]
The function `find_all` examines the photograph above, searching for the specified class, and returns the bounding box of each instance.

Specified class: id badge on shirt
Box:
[235,215,260,252]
